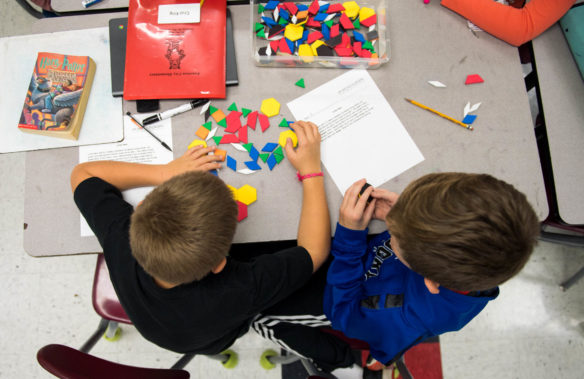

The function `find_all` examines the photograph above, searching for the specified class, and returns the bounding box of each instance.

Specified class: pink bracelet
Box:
[297,171,324,182]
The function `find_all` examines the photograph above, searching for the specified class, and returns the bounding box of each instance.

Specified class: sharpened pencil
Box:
[126,112,173,152]
[405,98,473,131]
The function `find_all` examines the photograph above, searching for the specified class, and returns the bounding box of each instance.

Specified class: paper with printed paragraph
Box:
[287,69,424,194]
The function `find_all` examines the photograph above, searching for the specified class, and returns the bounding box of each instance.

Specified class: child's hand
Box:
[339,179,376,230]
[161,145,222,182]
[371,188,400,221]
[284,121,322,175]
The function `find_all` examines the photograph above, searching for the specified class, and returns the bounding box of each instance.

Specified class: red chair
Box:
[37,254,237,377]
[37,344,189,379]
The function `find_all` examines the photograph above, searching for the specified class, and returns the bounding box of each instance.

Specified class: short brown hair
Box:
[130,171,238,284]
[386,173,539,291]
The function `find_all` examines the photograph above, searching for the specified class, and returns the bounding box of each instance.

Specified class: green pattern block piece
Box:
[279,118,289,127]
[209,105,218,114]
[212,136,223,145]
[242,108,252,117]
[217,118,227,127]
[325,20,334,28]
[254,22,264,32]
[257,28,266,38]
[273,145,284,157]
[202,121,213,130]
[259,153,270,163]
[242,143,254,152]
[353,19,360,29]
[258,4,264,13]
[295,78,305,88]
[278,17,289,25]
[227,102,238,111]
[362,41,374,51]
[274,152,285,163]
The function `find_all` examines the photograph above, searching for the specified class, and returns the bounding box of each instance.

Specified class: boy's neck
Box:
[154,277,178,289]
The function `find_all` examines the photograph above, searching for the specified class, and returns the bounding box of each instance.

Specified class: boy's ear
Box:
[211,257,227,274]
[424,278,440,294]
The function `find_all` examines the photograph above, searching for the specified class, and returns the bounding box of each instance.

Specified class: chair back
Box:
[92,254,131,324]
[37,344,189,379]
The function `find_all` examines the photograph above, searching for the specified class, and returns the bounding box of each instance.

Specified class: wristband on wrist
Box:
[297,171,323,182]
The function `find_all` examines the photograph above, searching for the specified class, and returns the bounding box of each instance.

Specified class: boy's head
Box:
[130,171,238,285]
[386,173,539,292]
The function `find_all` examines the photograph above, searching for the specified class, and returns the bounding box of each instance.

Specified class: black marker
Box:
[142,99,209,126]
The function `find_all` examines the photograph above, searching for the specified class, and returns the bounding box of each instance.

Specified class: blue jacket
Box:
[323,224,498,364]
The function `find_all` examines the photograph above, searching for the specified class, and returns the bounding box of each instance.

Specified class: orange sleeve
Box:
[440,0,576,46]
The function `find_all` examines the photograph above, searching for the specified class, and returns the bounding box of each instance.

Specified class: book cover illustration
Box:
[18,52,95,140]
[124,0,226,100]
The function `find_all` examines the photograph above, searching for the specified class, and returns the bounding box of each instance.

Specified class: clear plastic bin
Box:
[251,0,390,69]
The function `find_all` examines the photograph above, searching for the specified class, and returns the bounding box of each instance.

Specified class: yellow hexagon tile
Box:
[278,130,298,148]
[260,98,281,118]
[284,24,304,42]
[343,1,360,19]
[235,184,257,205]
[226,184,237,199]
[359,7,375,21]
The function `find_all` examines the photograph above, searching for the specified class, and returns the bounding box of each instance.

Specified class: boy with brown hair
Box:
[253,172,539,373]
[324,173,540,368]
[70,121,330,355]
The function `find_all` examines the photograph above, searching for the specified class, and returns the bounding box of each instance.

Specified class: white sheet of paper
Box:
[287,70,424,194]
[0,27,123,153]
[78,115,173,237]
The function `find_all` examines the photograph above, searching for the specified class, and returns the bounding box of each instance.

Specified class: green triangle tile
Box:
[242,143,254,152]
[258,4,264,13]
[273,145,284,157]
[254,22,264,32]
[202,121,213,130]
[242,108,252,117]
[274,153,285,163]
[212,136,223,145]
[353,19,360,29]
[217,118,227,127]
[279,17,289,25]
[227,102,238,112]
[325,20,334,28]
[295,78,305,88]
[363,41,374,51]
[256,28,266,38]
[209,105,218,114]
[259,153,270,163]
[279,118,289,127]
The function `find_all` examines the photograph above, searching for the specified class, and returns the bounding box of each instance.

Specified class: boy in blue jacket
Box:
[255,172,539,373]
[324,173,539,369]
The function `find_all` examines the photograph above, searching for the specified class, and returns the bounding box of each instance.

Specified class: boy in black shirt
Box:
[71,121,331,355]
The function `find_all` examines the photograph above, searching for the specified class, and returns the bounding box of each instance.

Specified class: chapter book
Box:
[123,0,226,100]
[18,52,96,140]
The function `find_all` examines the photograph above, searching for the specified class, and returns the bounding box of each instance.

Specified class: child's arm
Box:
[70,145,223,193]
[440,0,575,46]
[284,121,330,273]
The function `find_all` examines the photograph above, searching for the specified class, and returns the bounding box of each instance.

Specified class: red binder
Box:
[123,0,226,100]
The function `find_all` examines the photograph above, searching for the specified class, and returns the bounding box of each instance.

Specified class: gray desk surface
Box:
[52,0,128,12]
[23,1,547,257]
[532,24,584,225]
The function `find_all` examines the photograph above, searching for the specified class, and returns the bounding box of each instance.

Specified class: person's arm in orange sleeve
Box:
[441,0,576,47]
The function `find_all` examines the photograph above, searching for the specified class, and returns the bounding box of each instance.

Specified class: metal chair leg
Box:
[79,318,109,353]
[560,266,584,291]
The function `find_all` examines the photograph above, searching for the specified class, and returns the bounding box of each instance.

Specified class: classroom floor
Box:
[2,3,583,379]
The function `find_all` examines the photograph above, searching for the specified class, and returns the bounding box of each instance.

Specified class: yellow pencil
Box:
[405,98,473,131]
